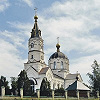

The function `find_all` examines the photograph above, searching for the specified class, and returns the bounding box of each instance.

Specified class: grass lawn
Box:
[0,97,99,100]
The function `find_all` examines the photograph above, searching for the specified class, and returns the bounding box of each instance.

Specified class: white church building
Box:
[24,14,90,92]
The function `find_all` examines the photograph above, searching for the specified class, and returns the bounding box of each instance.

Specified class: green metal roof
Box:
[66,81,90,91]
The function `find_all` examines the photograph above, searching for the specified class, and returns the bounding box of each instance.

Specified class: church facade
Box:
[24,14,90,92]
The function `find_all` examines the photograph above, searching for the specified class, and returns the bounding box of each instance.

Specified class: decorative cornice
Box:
[28,50,44,54]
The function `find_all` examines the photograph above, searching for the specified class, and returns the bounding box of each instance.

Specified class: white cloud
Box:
[70,54,100,84]
[0,0,10,12]
[70,54,100,74]
[1,30,25,48]
[7,21,32,37]
[37,0,100,53]
[0,29,28,81]
[22,0,33,7]
[0,20,35,81]
[0,39,24,81]
[1,0,100,85]
[39,17,100,54]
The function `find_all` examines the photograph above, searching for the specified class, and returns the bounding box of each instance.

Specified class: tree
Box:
[55,87,65,96]
[10,77,18,95]
[0,76,10,95]
[87,60,100,96]
[40,78,52,96]
[17,70,31,96]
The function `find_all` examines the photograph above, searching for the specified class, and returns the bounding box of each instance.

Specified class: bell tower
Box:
[24,12,45,73]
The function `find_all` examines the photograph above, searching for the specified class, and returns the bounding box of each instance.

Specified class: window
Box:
[58,84,60,89]
[31,43,34,48]
[53,83,55,90]
[54,61,56,69]
[31,55,33,59]
[61,61,63,69]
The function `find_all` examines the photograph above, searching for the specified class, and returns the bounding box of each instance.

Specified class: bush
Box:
[55,87,65,96]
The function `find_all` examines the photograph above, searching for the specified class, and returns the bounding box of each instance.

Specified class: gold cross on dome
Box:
[34,7,38,15]
[57,37,59,44]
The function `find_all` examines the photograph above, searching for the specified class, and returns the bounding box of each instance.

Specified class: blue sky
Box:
[0,0,100,85]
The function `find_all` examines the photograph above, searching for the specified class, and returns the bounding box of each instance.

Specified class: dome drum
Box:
[49,52,68,60]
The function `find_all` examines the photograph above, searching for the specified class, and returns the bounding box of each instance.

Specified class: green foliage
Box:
[55,87,65,96]
[0,76,10,95]
[40,78,52,96]
[87,60,100,96]
[17,70,31,96]
[11,77,18,95]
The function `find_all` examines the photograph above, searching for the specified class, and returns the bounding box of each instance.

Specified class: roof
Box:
[66,81,90,91]
[53,74,64,79]
[65,73,83,82]
[49,52,68,60]
[65,73,78,80]
[31,15,41,38]
[39,67,49,74]
[26,66,38,72]
[65,80,76,89]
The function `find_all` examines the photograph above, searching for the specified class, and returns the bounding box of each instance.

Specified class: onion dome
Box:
[34,15,38,21]
[56,43,60,52]
[49,41,67,60]
[49,52,67,60]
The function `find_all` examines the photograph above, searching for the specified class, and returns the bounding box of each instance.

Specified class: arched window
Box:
[30,80,35,93]
[31,43,34,48]
[54,61,56,69]
[61,61,63,69]
[53,83,55,90]
[31,55,33,59]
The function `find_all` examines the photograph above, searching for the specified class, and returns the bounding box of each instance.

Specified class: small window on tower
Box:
[31,43,34,48]
[61,61,63,69]
[54,61,56,69]
[31,55,33,59]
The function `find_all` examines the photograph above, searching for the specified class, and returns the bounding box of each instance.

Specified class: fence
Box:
[0,87,100,99]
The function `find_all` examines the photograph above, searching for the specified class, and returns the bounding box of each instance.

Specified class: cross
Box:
[77,71,78,74]
[57,37,59,44]
[34,7,38,15]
